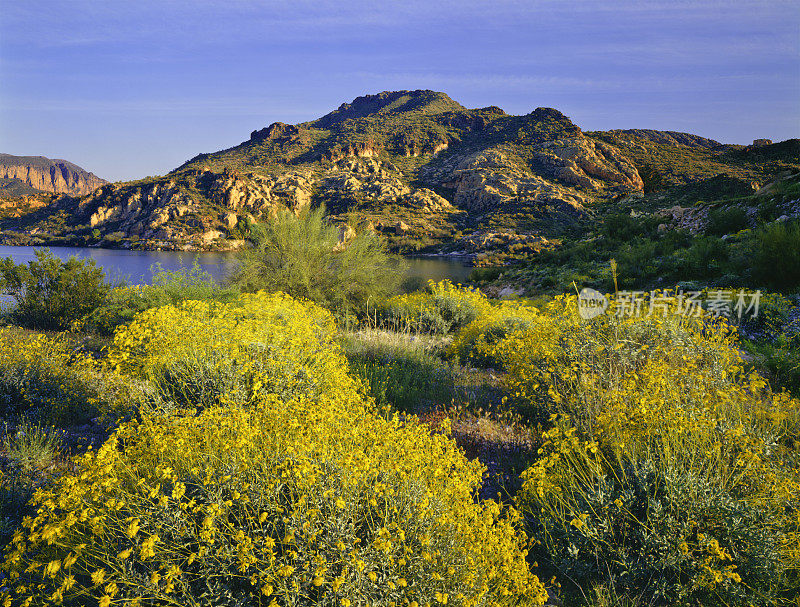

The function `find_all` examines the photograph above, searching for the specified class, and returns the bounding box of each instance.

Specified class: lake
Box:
[0,245,473,289]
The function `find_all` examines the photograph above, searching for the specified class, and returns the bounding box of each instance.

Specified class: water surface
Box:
[0,245,472,289]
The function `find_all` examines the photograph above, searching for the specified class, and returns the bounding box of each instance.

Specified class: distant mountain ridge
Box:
[0,90,796,254]
[0,153,106,197]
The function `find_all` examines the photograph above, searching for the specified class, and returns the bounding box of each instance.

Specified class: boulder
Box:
[200,229,224,244]
[224,213,239,229]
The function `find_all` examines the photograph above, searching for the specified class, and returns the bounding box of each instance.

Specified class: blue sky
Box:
[1,0,798,181]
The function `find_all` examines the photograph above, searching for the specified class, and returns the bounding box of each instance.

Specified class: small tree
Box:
[230,206,403,315]
[0,249,110,330]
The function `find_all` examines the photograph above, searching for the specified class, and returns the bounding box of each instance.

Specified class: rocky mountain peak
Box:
[312,90,466,128]
[250,122,300,143]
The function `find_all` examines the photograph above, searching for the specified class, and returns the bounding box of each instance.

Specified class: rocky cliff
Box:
[1,90,793,254]
[0,154,106,196]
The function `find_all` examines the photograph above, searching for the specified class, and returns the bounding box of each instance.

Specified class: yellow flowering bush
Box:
[3,390,548,606]
[0,329,138,424]
[492,296,800,604]
[382,281,492,335]
[448,300,539,367]
[107,291,359,407]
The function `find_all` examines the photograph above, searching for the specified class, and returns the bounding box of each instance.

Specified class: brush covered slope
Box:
[0,91,796,259]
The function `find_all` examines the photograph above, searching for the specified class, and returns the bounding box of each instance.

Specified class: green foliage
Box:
[705,206,749,236]
[231,206,403,316]
[468,266,504,283]
[601,213,645,242]
[3,419,62,477]
[683,236,729,278]
[754,220,800,290]
[343,330,455,413]
[745,333,800,396]
[80,261,239,335]
[0,249,109,330]
[615,238,659,284]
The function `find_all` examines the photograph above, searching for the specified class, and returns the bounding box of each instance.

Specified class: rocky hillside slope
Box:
[0,91,795,255]
[0,154,106,196]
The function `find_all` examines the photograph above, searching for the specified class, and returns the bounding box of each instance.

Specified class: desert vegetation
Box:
[0,208,798,606]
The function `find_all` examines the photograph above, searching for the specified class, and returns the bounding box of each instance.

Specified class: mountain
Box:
[0,90,796,256]
[0,154,106,197]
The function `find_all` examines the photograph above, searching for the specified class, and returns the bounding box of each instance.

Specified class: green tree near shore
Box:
[230,206,403,316]
[0,249,109,330]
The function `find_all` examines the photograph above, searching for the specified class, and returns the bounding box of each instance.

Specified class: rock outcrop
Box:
[0,154,106,196]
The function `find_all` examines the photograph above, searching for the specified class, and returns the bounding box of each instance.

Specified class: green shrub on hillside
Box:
[705,206,749,236]
[684,236,729,278]
[754,219,800,290]
[746,333,800,396]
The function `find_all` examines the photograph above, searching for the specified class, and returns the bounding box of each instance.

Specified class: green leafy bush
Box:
[601,213,643,242]
[684,236,729,278]
[615,238,659,285]
[746,333,800,396]
[231,206,402,316]
[705,206,749,236]
[0,249,109,330]
[754,220,800,290]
